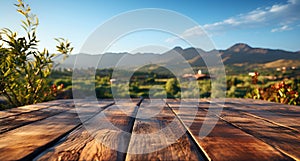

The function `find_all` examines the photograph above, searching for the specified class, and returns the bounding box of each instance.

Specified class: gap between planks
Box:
[166,99,293,161]
[35,99,142,161]
[210,100,300,160]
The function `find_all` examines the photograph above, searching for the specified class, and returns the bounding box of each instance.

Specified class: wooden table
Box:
[0,98,299,161]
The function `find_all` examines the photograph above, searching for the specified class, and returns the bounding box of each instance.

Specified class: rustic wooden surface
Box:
[166,99,292,161]
[37,100,136,161]
[0,100,113,161]
[0,98,299,161]
[126,99,204,161]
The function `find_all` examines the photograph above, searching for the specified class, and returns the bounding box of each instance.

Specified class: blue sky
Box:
[1,0,300,54]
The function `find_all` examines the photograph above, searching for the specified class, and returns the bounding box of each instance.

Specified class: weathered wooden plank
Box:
[0,99,112,134]
[1,98,298,161]
[166,99,292,161]
[226,98,300,114]
[216,101,300,160]
[126,99,204,161]
[0,111,8,119]
[0,100,113,161]
[0,99,73,119]
[36,100,138,161]
[222,98,300,132]
[0,103,75,134]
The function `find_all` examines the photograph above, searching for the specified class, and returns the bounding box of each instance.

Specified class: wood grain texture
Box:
[217,100,300,160]
[223,98,300,131]
[0,99,73,119]
[0,98,299,161]
[0,103,74,134]
[166,99,292,161]
[0,100,113,161]
[36,101,138,161]
[126,99,204,161]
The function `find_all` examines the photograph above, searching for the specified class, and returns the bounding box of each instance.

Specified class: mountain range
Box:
[55,43,300,70]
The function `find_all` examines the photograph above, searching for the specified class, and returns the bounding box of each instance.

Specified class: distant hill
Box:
[220,43,300,64]
[55,43,300,69]
[261,59,300,68]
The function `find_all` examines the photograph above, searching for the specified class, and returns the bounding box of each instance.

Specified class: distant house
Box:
[182,74,195,81]
[282,67,287,71]
[194,73,211,80]
[248,72,259,77]
[198,70,202,75]
[110,78,117,84]
[276,66,296,72]
[248,72,256,77]
[182,70,211,80]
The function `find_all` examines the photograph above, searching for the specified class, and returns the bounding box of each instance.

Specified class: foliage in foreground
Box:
[247,72,300,105]
[0,0,73,108]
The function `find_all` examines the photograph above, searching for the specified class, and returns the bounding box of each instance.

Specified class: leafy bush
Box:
[246,73,299,105]
[0,0,73,107]
[95,86,113,98]
[165,78,180,98]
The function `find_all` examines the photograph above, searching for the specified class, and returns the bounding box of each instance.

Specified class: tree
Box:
[0,0,73,108]
[165,78,180,98]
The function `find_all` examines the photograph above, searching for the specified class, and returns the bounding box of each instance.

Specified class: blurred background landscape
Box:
[1,0,300,108]
[48,43,300,103]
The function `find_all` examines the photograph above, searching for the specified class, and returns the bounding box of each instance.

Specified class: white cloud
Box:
[270,4,288,12]
[271,25,292,32]
[167,0,300,42]
[165,26,207,43]
[204,0,300,32]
